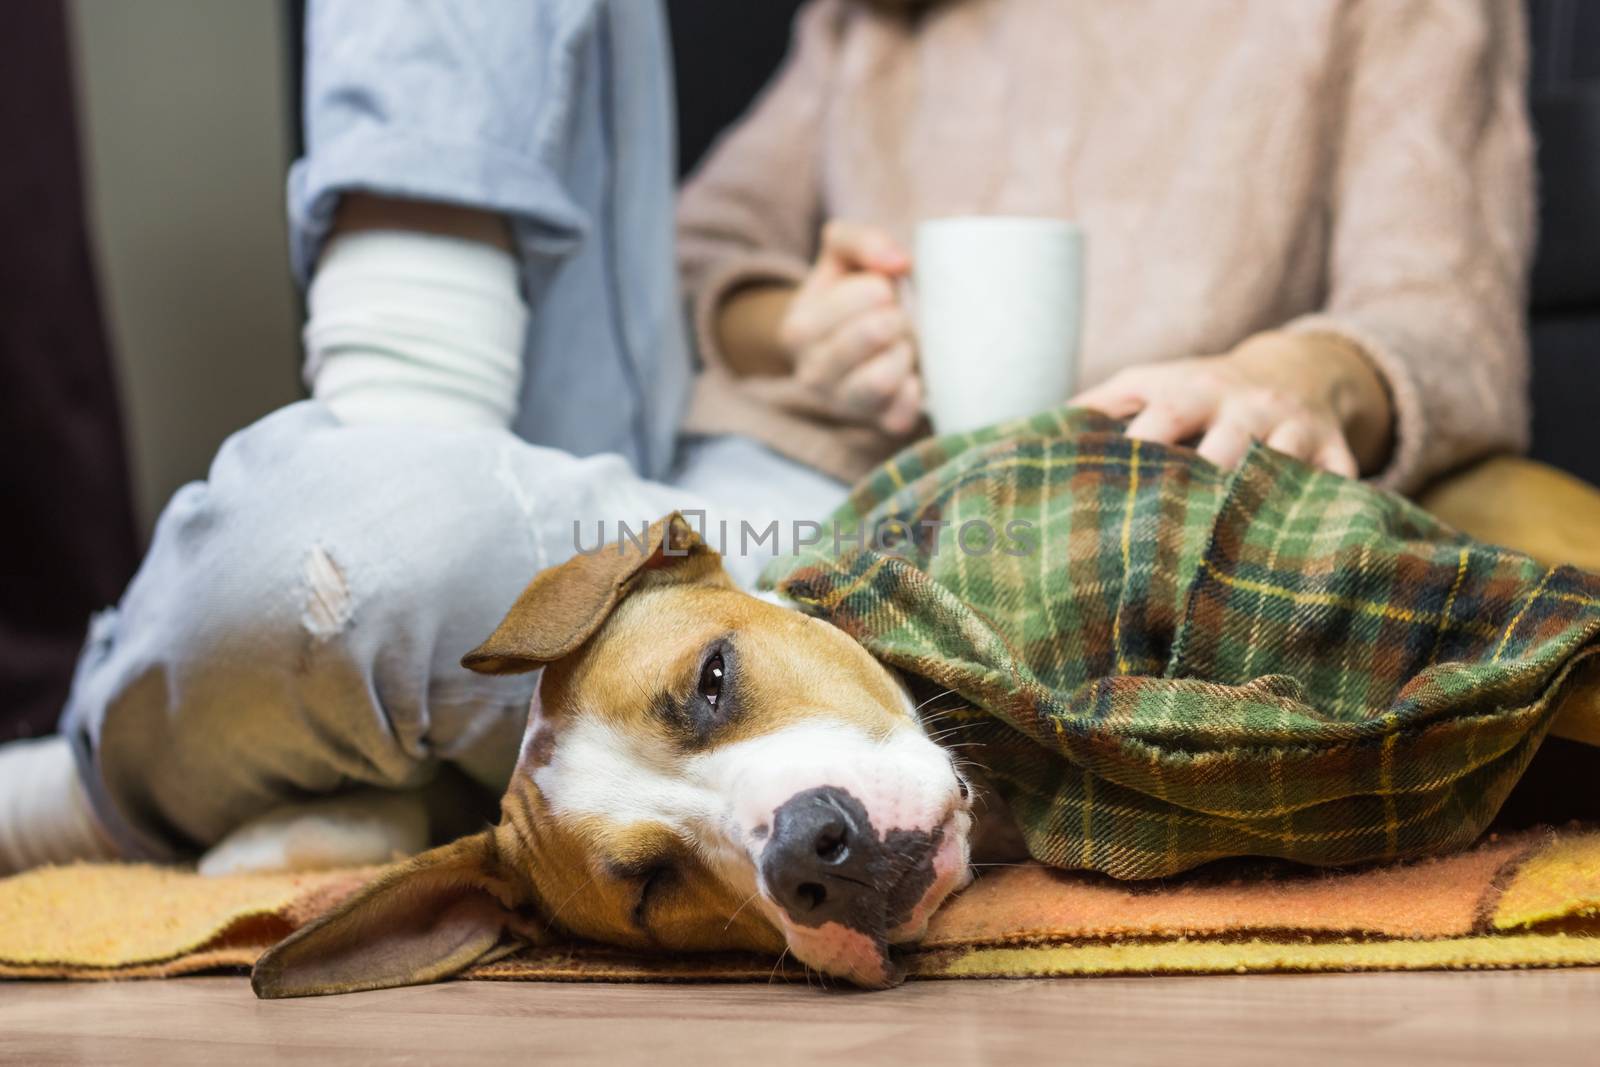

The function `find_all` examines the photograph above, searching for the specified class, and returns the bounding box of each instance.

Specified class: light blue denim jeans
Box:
[60,403,846,860]
[291,0,692,480]
[58,0,852,860]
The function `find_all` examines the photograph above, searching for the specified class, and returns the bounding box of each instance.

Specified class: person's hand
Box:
[777,221,922,435]
[1071,332,1394,478]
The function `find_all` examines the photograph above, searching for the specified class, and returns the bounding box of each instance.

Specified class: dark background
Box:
[1524,0,1600,481]
[1,0,1596,740]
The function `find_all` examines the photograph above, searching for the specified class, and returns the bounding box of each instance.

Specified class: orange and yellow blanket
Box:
[3,824,1597,984]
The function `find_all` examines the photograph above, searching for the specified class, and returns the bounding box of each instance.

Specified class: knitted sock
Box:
[0,735,121,875]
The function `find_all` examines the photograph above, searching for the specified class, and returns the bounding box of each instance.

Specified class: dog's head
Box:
[253,513,972,997]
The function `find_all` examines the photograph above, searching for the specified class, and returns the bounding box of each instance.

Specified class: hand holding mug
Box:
[778,221,923,435]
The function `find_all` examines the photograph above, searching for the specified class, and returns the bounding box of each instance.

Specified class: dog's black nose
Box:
[761,786,879,928]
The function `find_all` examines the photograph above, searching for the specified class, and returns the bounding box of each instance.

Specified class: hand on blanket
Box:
[778,221,923,435]
[1071,331,1394,478]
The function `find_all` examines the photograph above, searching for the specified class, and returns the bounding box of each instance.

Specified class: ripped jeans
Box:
[59,402,847,860]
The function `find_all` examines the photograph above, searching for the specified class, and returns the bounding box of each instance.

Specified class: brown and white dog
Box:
[251,514,993,997]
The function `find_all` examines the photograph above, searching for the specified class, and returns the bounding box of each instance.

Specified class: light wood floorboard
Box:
[2,970,1597,1066]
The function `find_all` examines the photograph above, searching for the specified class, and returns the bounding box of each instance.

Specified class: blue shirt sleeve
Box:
[287,0,600,284]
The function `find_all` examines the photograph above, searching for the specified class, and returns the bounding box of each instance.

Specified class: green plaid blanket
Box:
[761,408,1600,879]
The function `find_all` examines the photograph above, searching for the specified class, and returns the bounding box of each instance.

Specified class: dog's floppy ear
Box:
[251,831,526,999]
[461,511,727,675]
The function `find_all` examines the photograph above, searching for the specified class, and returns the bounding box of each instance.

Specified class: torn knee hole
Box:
[301,544,353,637]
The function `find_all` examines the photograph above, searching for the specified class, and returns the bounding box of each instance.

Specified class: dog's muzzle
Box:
[759,786,940,934]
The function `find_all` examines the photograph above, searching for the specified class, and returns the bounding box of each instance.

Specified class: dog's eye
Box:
[698,652,725,707]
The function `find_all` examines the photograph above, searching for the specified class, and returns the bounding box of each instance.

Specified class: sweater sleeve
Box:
[675,0,844,376]
[1283,0,1535,494]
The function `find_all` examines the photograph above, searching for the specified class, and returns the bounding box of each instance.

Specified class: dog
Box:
[244,410,1600,996]
[250,513,1008,997]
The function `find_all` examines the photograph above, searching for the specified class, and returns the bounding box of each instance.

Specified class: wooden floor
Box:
[3,970,1598,1066]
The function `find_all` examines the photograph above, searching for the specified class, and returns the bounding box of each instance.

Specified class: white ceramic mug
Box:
[912,216,1085,434]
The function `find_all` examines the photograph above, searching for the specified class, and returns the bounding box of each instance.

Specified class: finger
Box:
[1313,434,1360,479]
[783,274,898,351]
[1070,375,1150,420]
[1071,385,1147,420]
[1264,420,1317,462]
[835,342,914,417]
[797,307,910,388]
[1196,420,1258,469]
[1124,400,1211,446]
[878,373,924,436]
[819,220,911,278]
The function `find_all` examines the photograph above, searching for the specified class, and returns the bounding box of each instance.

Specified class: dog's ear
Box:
[461,511,728,675]
[251,830,526,999]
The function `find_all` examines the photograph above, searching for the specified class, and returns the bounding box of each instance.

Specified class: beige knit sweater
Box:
[677,0,1534,494]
